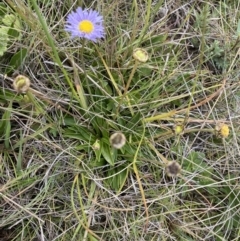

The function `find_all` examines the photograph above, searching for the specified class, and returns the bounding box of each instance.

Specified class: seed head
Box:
[13,75,30,93]
[110,132,126,149]
[165,161,181,177]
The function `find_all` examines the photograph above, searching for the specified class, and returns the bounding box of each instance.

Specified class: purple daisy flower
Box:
[65,7,105,42]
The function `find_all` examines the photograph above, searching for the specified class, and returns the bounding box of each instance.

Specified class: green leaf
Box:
[2,14,22,40]
[0,26,9,56]
[5,48,27,74]
[0,3,7,17]
[0,102,12,148]
[2,14,16,26]
[100,139,115,166]
[126,111,141,129]
[64,128,93,143]
[107,165,129,192]
[149,34,168,45]
[0,13,22,58]
[94,148,101,162]
[91,116,109,137]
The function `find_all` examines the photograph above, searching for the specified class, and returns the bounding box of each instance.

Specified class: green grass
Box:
[1,0,240,240]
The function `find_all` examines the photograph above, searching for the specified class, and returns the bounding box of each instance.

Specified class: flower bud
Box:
[13,75,30,93]
[133,48,149,63]
[215,123,229,138]
[92,139,100,150]
[173,124,184,135]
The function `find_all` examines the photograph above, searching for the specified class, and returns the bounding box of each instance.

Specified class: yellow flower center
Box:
[78,20,94,34]
[220,124,229,138]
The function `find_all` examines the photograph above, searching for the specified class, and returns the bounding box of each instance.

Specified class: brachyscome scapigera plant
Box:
[64,7,105,109]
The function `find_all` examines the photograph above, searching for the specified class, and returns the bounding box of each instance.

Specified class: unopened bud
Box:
[133,48,149,63]
[173,124,184,135]
[13,75,30,93]
[92,139,100,150]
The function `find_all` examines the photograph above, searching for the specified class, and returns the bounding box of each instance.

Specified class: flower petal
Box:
[65,7,104,42]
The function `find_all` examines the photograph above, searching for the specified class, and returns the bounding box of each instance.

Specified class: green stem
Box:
[80,40,94,105]
[30,0,87,109]
[117,60,139,116]
[132,124,149,226]
[26,91,44,114]
[124,60,139,95]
